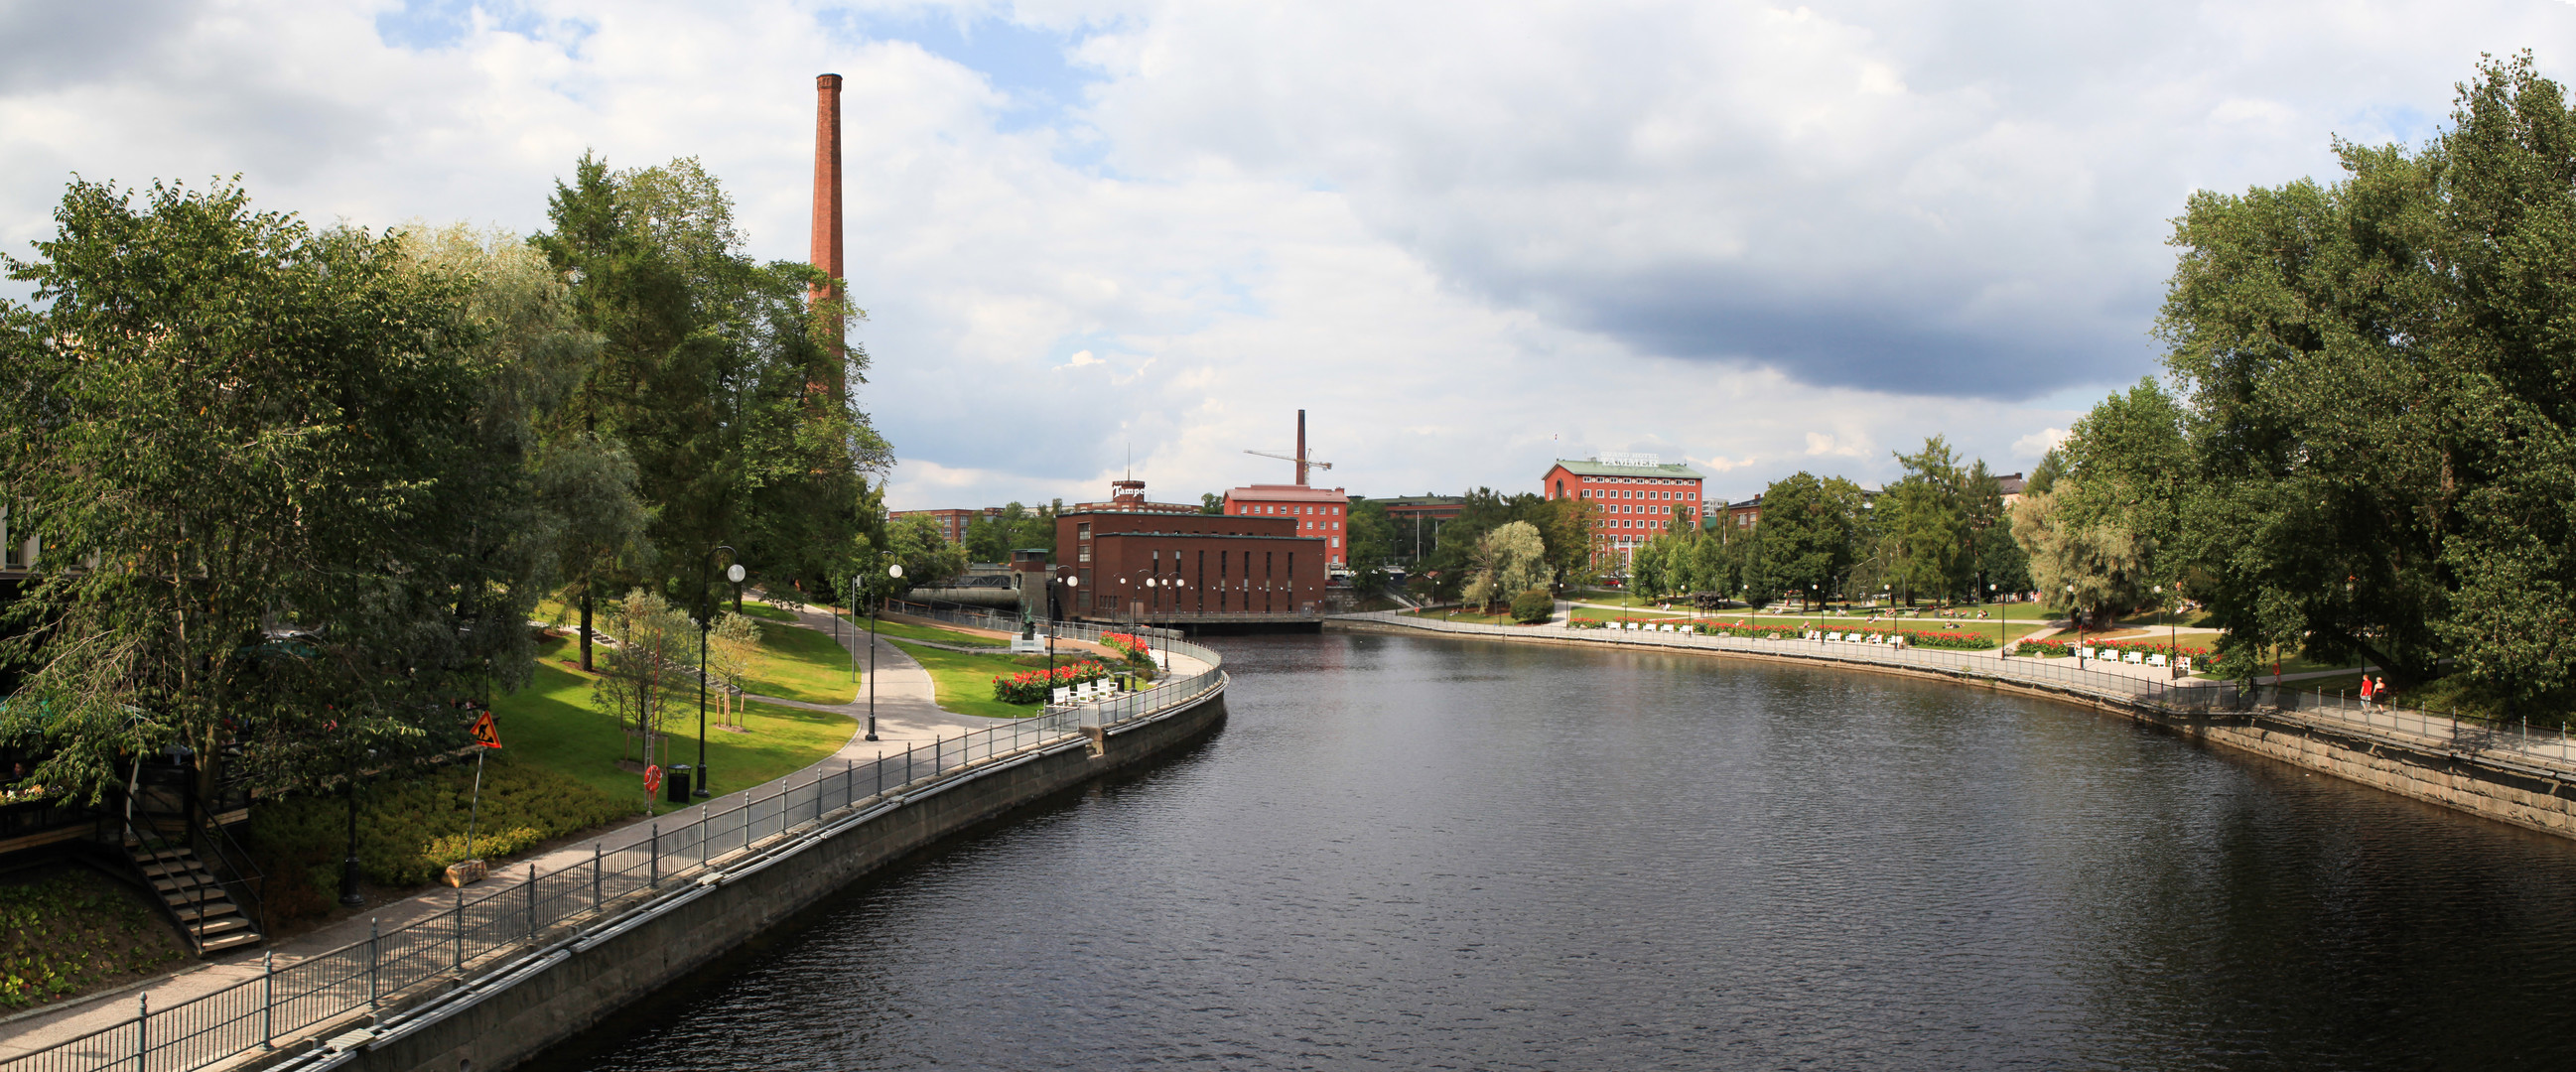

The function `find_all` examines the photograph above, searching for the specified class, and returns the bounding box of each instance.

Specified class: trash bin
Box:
[667,764,693,803]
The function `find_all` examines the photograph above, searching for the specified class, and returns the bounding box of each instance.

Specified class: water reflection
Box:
[549,632,2576,1070]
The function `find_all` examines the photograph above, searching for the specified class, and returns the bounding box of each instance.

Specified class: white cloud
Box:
[2013,427,2075,459]
[4,0,2564,513]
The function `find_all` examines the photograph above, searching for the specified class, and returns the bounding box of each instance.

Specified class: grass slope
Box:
[505,637,856,813]
[739,620,859,704]
[869,617,1011,648]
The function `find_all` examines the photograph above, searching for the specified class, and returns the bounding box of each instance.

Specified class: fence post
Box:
[262,949,275,1048]
[368,917,381,1009]
[701,804,710,866]
[527,865,539,942]
[593,843,603,910]
[135,992,147,1072]
[454,886,466,972]
[649,824,660,887]
[877,752,882,798]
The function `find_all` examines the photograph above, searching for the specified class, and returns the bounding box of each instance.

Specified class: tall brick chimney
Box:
[810,73,847,379]
[1295,409,1308,487]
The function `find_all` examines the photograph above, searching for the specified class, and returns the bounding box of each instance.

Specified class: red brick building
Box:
[1057,481,1329,627]
[1541,455,1706,570]
[887,507,999,545]
[1221,483,1353,568]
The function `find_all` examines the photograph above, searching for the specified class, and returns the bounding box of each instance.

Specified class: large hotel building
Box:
[1541,455,1706,569]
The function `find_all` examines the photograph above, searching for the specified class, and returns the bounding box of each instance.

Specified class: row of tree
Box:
[0,157,889,803]
[1615,445,2032,611]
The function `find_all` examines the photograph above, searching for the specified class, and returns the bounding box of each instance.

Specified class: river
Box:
[544,630,2576,1070]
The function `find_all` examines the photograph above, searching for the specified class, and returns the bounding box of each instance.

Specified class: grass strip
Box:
[885,639,1091,720]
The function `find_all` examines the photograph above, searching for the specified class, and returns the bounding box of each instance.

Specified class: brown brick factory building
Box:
[1055,480,1327,630]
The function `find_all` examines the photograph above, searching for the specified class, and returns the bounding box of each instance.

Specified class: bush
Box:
[1510,589,1555,624]
[2020,637,2221,666]
[1567,616,1609,629]
[249,755,628,917]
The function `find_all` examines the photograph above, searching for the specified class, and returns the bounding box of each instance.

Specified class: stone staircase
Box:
[126,836,264,956]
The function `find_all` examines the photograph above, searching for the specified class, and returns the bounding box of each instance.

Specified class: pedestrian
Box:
[2360,674,2375,710]
[2377,676,2395,711]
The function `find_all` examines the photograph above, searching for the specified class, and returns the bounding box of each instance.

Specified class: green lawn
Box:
[739,599,799,622]
[886,639,1101,720]
[867,616,1011,648]
[500,637,856,815]
[738,620,859,705]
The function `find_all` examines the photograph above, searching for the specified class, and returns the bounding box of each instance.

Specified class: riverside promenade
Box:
[0,604,1193,1072]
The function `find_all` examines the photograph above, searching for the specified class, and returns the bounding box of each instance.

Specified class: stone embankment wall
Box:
[336,690,1226,1072]
[1332,617,2576,841]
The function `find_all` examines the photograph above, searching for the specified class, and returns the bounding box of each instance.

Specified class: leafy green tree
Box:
[1749,472,1865,609]
[884,514,969,595]
[592,589,697,767]
[0,180,520,802]
[533,154,887,621]
[1885,437,1970,603]
[1199,492,1225,515]
[1346,499,1398,593]
[1461,521,1552,610]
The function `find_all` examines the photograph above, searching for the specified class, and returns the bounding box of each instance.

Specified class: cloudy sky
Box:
[5,1,2570,509]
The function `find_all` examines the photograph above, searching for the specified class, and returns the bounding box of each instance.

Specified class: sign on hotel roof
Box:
[1550,457,1705,479]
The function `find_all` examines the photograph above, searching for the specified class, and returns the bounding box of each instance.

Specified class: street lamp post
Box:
[868,562,901,742]
[2067,582,2081,667]
[1992,582,2004,655]
[696,548,741,799]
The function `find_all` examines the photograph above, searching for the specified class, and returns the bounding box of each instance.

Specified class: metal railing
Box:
[1340,610,2576,770]
[3,639,1228,1072]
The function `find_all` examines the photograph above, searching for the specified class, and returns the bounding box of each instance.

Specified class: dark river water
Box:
[545,631,2576,1070]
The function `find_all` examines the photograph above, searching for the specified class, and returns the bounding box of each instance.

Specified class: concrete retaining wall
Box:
[337,690,1227,1072]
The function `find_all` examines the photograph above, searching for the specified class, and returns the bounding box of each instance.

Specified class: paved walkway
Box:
[0,604,1010,1060]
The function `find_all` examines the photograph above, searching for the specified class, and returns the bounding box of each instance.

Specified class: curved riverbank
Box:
[0,625,1229,1072]
[1332,612,2576,841]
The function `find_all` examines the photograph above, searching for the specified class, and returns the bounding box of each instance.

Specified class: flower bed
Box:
[1567,617,1610,629]
[991,659,1115,705]
[1694,621,1806,640]
[1098,631,1159,670]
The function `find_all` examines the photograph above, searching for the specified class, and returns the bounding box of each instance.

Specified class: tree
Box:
[1346,499,1398,593]
[884,514,968,596]
[1199,492,1225,515]
[1460,521,1552,610]
[0,180,527,802]
[592,590,696,768]
[1885,437,1971,603]
[1748,473,1865,609]
[533,153,888,617]
[2012,488,2150,629]
[703,611,766,729]
[2149,58,2576,697]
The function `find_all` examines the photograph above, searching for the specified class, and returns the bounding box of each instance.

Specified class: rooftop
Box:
[1549,457,1706,479]
[1225,484,1351,502]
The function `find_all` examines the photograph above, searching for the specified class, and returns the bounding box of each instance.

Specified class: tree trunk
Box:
[580,585,595,673]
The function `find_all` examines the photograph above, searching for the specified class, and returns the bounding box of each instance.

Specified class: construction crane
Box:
[1244,410,1333,486]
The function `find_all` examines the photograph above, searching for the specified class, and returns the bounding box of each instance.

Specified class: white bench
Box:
[2124,650,2143,665]
[2147,653,2167,667]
